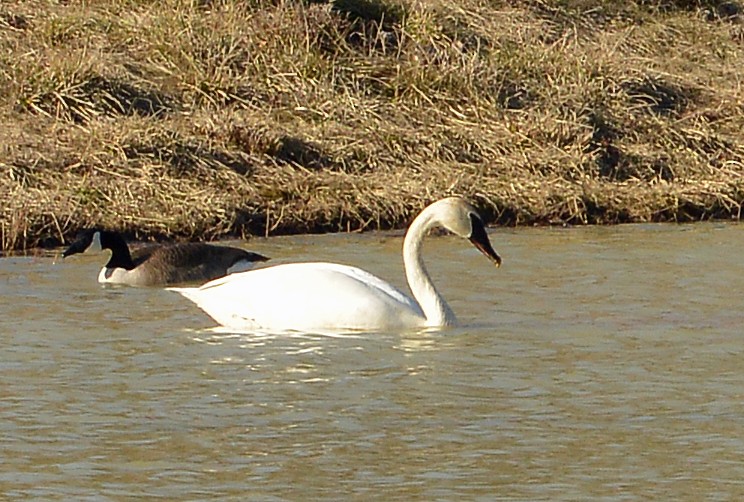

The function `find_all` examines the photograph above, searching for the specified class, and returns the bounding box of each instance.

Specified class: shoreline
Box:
[3,211,740,260]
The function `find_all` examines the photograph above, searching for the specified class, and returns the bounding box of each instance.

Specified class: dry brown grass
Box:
[1,0,743,251]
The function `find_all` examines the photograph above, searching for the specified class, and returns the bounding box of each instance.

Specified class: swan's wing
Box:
[306,262,419,310]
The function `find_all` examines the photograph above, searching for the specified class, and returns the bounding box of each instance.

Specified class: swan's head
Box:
[433,197,502,267]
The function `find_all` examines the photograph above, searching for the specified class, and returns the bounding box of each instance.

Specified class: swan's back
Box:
[172,262,425,331]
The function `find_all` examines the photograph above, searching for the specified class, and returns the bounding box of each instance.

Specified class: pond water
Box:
[1,223,743,499]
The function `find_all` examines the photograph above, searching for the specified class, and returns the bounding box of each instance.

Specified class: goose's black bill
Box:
[62,231,95,258]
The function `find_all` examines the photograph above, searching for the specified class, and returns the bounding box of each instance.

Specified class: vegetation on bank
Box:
[1,0,743,251]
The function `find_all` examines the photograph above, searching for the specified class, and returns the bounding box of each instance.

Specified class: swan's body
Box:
[170,197,501,331]
[175,262,425,331]
[63,229,269,286]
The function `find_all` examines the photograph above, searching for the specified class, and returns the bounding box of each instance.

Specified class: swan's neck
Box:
[403,211,456,327]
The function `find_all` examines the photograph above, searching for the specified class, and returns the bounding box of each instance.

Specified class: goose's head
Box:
[62,228,110,258]
[434,197,502,267]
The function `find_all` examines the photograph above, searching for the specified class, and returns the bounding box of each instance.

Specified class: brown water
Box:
[1,223,743,499]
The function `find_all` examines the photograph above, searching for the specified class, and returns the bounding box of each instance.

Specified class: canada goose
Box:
[63,229,269,286]
[169,197,501,331]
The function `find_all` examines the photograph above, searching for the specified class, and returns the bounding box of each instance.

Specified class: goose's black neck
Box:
[100,231,136,270]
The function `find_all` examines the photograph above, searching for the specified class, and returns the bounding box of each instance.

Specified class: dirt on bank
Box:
[1,0,743,252]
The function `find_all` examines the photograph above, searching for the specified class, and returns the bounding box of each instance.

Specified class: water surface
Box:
[1,223,743,499]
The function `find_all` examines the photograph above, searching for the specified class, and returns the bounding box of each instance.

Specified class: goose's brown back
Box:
[130,243,268,285]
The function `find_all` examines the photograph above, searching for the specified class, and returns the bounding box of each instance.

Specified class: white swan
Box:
[169,197,501,331]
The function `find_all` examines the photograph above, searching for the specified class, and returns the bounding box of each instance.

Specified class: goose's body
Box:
[170,197,501,332]
[63,229,269,286]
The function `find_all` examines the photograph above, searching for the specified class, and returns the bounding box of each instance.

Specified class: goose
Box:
[62,229,270,286]
[169,197,501,331]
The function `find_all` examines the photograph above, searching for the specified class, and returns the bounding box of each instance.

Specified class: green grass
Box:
[1,0,743,251]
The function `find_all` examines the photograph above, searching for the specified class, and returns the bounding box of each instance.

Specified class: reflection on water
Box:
[1,223,744,498]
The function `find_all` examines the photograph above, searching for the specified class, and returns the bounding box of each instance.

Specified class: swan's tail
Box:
[166,284,250,330]
[166,286,200,303]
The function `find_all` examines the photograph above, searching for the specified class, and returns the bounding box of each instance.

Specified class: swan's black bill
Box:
[469,214,501,267]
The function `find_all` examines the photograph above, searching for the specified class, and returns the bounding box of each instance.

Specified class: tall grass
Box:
[1,0,743,250]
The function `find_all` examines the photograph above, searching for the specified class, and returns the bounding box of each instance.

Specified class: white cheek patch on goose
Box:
[89,231,103,252]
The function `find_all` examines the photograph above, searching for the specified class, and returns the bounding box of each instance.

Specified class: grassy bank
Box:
[1,0,743,252]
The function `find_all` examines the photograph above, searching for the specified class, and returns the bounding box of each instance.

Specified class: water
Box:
[1,223,744,499]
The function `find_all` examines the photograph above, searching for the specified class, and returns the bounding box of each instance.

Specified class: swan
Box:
[62,229,269,286]
[169,197,501,331]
